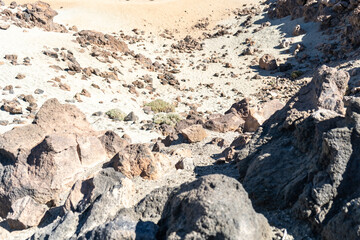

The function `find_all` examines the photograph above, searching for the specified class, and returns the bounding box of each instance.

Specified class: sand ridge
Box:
[4,0,254,37]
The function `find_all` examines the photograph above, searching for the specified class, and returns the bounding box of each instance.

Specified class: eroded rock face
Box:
[268,0,360,50]
[111,144,172,180]
[0,99,111,228]
[157,174,273,240]
[4,1,68,32]
[311,65,350,114]
[30,168,134,239]
[237,66,360,237]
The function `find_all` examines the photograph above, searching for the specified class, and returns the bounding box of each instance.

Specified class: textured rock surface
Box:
[180,124,207,143]
[322,198,360,240]
[244,99,284,132]
[237,66,360,236]
[157,174,273,240]
[76,30,129,53]
[7,196,48,230]
[259,54,277,70]
[111,144,172,180]
[0,99,109,225]
[30,168,134,239]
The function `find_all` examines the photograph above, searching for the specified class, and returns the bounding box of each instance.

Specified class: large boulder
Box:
[237,65,360,236]
[30,168,134,239]
[0,99,111,228]
[157,174,273,240]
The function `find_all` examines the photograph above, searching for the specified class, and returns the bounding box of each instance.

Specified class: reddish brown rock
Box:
[181,124,207,143]
[76,30,129,53]
[99,130,129,159]
[225,98,250,118]
[0,23,10,30]
[204,113,245,133]
[20,1,67,32]
[112,144,171,180]
[259,54,278,71]
[2,100,22,114]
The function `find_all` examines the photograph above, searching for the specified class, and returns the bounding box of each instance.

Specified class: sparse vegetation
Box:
[291,70,304,79]
[153,113,182,126]
[145,99,175,113]
[105,109,126,121]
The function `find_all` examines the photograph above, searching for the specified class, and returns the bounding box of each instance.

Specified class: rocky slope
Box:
[0,0,359,239]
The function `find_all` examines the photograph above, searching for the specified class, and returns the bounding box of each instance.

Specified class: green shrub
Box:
[153,113,182,126]
[106,109,126,121]
[145,99,175,113]
[291,70,304,79]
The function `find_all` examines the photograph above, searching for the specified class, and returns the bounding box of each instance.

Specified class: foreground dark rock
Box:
[237,65,360,238]
[157,174,273,240]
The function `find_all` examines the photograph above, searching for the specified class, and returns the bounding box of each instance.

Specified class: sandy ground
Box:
[5,0,255,37]
[0,3,325,142]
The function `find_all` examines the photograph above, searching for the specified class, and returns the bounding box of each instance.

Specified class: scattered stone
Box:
[293,24,306,36]
[4,54,17,65]
[259,54,278,70]
[2,100,22,114]
[175,157,194,170]
[0,23,10,30]
[124,111,139,122]
[59,83,71,91]
[15,74,26,79]
[34,89,44,94]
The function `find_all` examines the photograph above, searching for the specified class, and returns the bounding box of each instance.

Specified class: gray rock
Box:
[237,65,360,236]
[157,174,272,240]
[322,198,360,240]
[79,215,158,240]
[124,111,139,122]
[135,186,176,223]
[29,169,133,239]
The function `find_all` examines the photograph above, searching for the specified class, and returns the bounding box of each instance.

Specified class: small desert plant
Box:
[291,70,304,79]
[145,99,175,113]
[153,113,182,126]
[106,109,126,121]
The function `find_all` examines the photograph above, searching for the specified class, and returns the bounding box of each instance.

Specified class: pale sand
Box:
[4,0,255,36]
